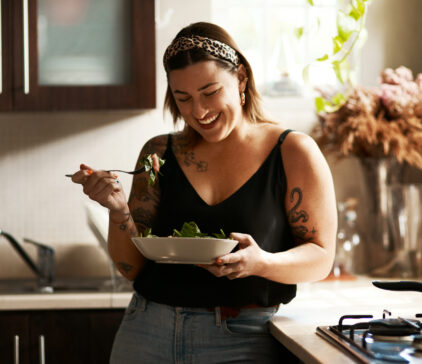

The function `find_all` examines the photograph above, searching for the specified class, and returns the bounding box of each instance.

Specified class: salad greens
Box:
[140,154,165,186]
[140,221,230,239]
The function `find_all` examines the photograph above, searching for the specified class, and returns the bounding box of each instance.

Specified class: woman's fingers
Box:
[198,233,268,279]
[84,174,118,197]
[69,164,126,210]
[71,165,93,183]
[151,153,160,172]
[91,180,120,202]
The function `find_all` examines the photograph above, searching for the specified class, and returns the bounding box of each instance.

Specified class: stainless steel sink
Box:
[0,278,133,294]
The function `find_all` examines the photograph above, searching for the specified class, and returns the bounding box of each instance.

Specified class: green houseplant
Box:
[302,0,372,113]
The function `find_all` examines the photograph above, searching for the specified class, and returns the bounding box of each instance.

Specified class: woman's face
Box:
[168,61,247,143]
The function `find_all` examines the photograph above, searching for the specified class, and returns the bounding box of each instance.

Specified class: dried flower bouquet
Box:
[312,66,422,169]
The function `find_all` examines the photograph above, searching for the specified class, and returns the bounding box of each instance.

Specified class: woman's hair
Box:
[163,22,268,132]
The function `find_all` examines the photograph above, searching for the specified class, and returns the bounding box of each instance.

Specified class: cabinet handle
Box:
[14,335,19,364]
[39,335,45,364]
[22,0,29,94]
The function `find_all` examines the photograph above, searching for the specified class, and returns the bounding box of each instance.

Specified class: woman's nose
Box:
[192,99,208,120]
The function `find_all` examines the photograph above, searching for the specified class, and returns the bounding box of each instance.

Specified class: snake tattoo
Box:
[287,187,316,242]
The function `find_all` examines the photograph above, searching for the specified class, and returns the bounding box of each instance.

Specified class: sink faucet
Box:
[0,229,55,291]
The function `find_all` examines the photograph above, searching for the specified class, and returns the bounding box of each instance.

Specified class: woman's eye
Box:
[177,97,191,103]
[204,89,220,97]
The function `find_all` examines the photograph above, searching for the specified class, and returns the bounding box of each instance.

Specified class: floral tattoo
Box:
[183,151,208,172]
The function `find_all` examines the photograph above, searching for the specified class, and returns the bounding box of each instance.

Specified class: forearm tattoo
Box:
[287,187,316,243]
[131,176,160,205]
[115,214,138,237]
[117,262,133,273]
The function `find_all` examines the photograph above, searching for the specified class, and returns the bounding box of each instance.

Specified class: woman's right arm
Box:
[71,134,168,281]
[107,135,168,280]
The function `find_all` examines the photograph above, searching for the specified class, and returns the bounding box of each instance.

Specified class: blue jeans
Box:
[110,293,293,363]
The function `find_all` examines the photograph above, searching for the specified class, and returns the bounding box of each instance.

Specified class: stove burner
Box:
[412,335,422,351]
[368,318,421,336]
[317,310,422,363]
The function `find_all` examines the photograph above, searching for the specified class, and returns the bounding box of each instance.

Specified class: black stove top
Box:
[317,310,422,363]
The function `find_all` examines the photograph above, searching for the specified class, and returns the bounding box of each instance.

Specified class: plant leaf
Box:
[337,10,356,42]
[294,27,304,39]
[317,54,329,61]
[332,59,350,84]
[315,97,326,114]
[331,92,347,105]
[307,0,314,5]
[332,35,343,54]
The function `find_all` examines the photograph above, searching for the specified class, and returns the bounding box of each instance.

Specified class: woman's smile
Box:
[197,112,221,128]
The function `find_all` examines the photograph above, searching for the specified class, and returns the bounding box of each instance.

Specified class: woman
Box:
[71,22,337,363]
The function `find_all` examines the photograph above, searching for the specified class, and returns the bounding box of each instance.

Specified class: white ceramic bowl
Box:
[131,237,238,264]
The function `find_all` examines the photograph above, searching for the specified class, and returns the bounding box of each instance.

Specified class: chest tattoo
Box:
[173,135,208,172]
[183,151,208,172]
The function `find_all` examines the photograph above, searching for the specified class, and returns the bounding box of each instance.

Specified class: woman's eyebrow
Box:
[198,82,218,91]
[174,82,219,94]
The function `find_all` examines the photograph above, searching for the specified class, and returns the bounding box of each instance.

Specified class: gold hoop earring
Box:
[241,92,246,106]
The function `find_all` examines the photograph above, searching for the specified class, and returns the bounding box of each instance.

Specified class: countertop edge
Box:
[269,322,323,364]
[0,291,133,310]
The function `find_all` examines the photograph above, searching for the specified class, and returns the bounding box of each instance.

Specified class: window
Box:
[211,0,338,98]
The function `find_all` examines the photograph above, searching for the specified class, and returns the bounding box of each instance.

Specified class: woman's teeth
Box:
[198,113,219,125]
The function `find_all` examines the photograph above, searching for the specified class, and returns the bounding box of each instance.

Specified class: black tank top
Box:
[133,129,297,307]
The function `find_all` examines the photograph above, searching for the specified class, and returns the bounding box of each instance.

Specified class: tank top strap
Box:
[166,133,173,152]
[278,129,294,146]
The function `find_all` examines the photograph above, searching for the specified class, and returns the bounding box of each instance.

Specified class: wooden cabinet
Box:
[0,0,155,111]
[0,312,30,363]
[0,309,124,364]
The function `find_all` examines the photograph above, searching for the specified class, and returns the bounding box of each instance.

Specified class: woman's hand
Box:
[71,163,128,213]
[200,232,270,280]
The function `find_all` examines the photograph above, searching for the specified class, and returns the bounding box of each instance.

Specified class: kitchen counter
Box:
[270,276,422,364]
[0,291,133,310]
[1,276,421,362]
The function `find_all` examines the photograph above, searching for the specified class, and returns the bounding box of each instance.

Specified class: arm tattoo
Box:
[287,187,316,242]
[117,262,133,273]
[142,137,166,156]
[116,215,138,237]
[131,176,160,204]
[172,133,191,152]
[131,207,156,236]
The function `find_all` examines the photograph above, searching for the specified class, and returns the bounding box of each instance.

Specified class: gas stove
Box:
[316,281,422,363]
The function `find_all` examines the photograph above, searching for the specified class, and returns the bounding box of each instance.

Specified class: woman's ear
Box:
[237,64,248,92]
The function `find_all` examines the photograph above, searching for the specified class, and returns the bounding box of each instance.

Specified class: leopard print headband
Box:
[163,35,240,71]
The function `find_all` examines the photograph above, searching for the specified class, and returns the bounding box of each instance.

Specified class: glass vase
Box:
[358,157,404,273]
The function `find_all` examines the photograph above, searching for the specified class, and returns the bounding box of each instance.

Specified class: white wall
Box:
[360,0,422,86]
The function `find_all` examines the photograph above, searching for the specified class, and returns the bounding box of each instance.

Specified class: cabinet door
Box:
[0,0,12,110]
[31,309,124,364]
[12,0,155,111]
[0,312,31,364]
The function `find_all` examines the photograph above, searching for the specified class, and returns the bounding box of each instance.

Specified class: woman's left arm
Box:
[205,132,337,284]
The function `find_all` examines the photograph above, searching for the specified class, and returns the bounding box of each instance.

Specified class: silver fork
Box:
[65,166,146,177]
